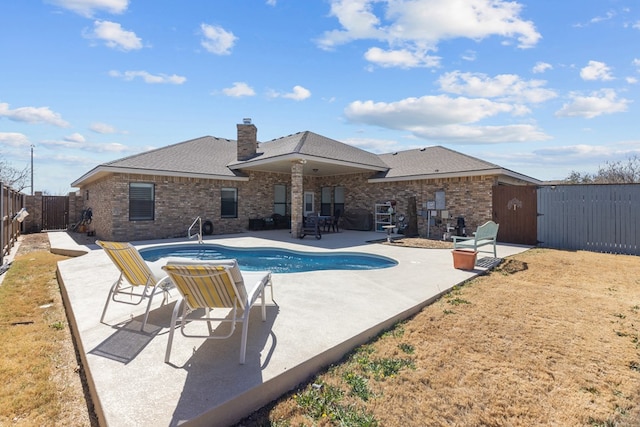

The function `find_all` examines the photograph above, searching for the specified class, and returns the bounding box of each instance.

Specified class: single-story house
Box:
[70,119,540,242]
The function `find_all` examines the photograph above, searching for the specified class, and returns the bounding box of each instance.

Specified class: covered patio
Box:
[54,229,530,426]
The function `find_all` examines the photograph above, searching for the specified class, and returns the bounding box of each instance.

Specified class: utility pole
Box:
[30,145,34,195]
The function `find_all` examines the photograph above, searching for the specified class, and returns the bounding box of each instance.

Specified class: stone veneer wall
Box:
[78,169,499,241]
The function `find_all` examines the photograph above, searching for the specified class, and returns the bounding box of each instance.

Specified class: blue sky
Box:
[1,0,639,194]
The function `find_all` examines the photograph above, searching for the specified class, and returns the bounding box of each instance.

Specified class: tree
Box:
[0,156,30,192]
[565,155,640,184]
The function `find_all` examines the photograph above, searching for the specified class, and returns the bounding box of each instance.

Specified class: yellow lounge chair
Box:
[162,259,272,364]
[96,240,173,330]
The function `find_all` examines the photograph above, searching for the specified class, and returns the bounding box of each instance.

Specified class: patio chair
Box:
[325,209,341,232]
[96,240,173,330]
[162,259,272,364]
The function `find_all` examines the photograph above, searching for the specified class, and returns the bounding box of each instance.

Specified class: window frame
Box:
[273,184,288,215]
[129,182,155,221]
[221,187,238,218]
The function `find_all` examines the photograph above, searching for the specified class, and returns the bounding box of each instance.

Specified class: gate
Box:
[42,196,69,230]
[492,185,538,245]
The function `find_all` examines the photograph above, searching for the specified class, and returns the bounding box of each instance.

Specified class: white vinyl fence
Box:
[538,184,640,255]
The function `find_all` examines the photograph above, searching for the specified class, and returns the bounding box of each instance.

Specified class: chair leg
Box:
[239,311,251,364]
[100,279,120,324]
[165,299,184,363]
[261,284,267,321]
[141,289,156,331]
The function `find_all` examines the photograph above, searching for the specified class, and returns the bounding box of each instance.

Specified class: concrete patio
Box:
[52,229,530,426]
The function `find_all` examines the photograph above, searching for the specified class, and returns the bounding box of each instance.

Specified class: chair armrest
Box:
[452,236,474,242]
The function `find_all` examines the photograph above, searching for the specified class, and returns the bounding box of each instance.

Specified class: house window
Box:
[274,184,287,215]
[320,186,345,216]
[221,187,238,218]
[334,186,345,215]
[129,183,154,221]
[321,187,332,215]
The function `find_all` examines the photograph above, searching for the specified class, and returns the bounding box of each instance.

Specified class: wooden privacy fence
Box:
[1,182,26,265]
[537,184,640,256]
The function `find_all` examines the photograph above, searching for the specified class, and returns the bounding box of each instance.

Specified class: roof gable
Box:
[229,131,388,170]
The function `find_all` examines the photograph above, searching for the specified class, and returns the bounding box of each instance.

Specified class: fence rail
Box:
[1,182,26,265]
[538,184,640,255]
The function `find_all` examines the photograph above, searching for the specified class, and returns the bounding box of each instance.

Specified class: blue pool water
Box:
[139,243,397,274]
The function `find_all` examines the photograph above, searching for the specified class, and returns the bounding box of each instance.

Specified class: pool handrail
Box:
[188,216,203,244]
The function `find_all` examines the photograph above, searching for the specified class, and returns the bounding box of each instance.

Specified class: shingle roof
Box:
[104,136,244,178]
[229,131,388,169]
[375,146,502,179]
[72,130,540,186]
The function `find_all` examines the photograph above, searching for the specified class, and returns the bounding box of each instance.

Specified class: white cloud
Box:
[532,62,552,73]
[86,20,143,51]
[555,89,630,119]
[590,10,616,24]
[461,50,477,62]
[200,24,237,55]
[364,47,440,68]
[626,76,638,84]
[344,94,550,143]
[346,95,514,127]
[47,0,128,18]
[109,70,187,84]
[266,0,277,5]
[64,133,86,143]
[269,85,312,101]
[438,71,557,104]
[0,132,30,148]
[317,0,541,68]
[343,137,418,153]
[40,137,133,154]
[413,123,550,143]
[580,60,614,81]
[0,103,70,127]
[222,82,255,97]
[90,122,117,134]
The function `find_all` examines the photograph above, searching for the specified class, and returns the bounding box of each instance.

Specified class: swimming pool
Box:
[139,243,397,274]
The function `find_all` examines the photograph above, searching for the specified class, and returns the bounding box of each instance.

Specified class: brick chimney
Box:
[237,118,257,161]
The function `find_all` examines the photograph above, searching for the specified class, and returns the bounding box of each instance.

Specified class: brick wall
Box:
[23,192,42,233]
[77,169,501,241]
[80,171,292,241]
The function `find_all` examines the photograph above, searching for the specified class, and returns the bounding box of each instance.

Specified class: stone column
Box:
[290,159,305,238]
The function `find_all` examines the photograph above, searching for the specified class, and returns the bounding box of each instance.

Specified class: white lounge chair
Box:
[162,259,272,364]
[96,240,173,330]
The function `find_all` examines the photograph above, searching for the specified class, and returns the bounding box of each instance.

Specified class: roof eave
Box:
[368,168,541,184]
[71,165,248,187]
[229,153,388,172]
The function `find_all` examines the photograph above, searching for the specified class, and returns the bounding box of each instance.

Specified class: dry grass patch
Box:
[0,235,95,426]
[239,248,640,427]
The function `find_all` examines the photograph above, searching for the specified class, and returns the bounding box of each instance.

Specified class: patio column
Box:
[290,159,305,238]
